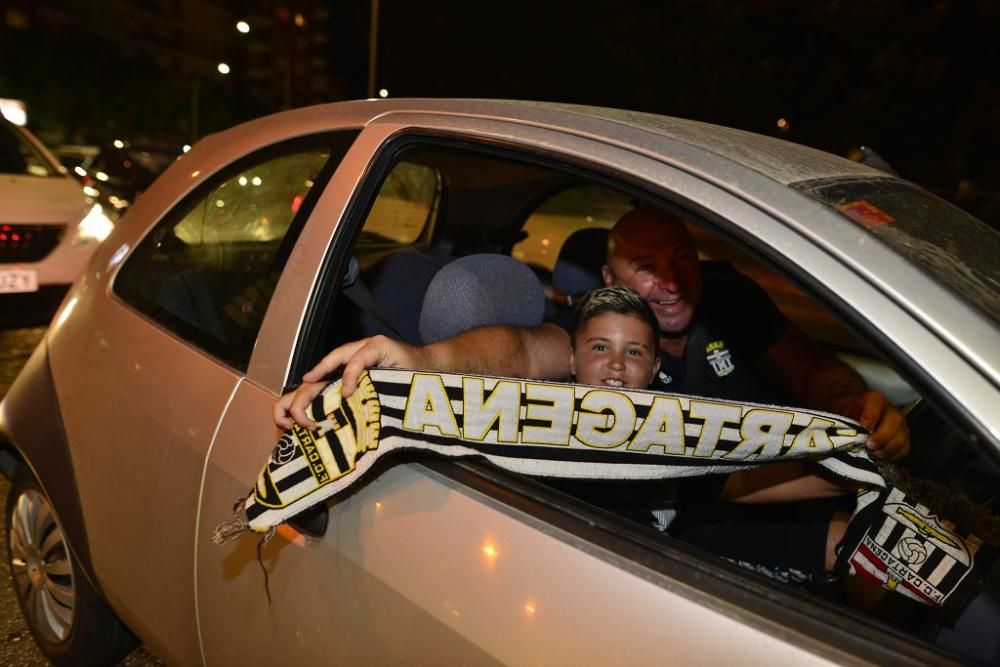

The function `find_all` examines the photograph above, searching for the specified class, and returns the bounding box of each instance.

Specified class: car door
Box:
[193,112,964,665]
[45,129,357,665]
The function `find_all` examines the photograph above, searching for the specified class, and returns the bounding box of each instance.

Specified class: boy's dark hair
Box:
[571,286,659,348]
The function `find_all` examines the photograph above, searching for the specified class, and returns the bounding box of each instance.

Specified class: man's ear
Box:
[601,264,615,287]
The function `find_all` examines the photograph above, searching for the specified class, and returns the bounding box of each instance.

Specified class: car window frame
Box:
[284,126,994,664]
[294,121,996,481]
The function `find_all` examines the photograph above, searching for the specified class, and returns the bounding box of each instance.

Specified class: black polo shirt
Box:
[647,261,790,405]
[553,260,790,401]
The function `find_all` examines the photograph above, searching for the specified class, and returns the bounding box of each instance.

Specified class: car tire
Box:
[5,465,138,666]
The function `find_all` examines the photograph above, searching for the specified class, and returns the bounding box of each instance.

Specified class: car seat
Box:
[359,248,450,344]
[551,227,609,306]
[418,253,546,344]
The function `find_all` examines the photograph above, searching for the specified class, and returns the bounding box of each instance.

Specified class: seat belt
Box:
[340,256,406,341]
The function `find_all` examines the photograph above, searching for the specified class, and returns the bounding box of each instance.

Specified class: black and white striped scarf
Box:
[212,369,996,616]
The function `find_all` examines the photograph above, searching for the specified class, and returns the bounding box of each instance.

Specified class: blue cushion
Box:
[419,254,545,343]
[552,228,609,300]
[362,249,448,344]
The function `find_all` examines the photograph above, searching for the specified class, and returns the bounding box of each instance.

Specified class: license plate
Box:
[0,269,39,293]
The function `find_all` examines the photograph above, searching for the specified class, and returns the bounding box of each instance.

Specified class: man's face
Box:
[602,212,703,335]
[570,312,660,388]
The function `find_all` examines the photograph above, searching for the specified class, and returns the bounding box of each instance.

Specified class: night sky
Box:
[3,1,998,226]
[366,0,999,226]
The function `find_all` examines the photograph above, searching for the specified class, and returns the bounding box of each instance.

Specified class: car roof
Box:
[208,98,886,185]
[188,100,999,392]
[482,99,887,184]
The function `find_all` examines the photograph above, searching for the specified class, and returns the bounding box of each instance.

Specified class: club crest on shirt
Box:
[705,340,735,377]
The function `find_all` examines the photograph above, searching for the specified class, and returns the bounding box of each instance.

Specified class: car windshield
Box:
[0,121,58,177]
[794,176,1000,322]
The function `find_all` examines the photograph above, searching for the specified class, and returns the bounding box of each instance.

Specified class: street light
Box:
[217,63,231,75]
[236,20,250,34]
[367,0,379,98]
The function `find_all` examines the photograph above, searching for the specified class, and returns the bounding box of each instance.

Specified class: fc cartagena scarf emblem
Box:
[836,486,997,615]
[212,369,997,615]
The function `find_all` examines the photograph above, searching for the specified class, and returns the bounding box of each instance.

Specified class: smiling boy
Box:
[569,286,661,389]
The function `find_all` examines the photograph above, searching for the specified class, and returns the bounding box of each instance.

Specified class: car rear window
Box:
[114,131,358,371]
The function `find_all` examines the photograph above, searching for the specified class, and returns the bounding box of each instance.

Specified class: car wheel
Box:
[6,465,138,666]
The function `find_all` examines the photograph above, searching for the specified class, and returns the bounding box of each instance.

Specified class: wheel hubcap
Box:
[8,488,75,643]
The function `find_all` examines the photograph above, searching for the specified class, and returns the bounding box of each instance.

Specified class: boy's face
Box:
[570,312,661,389]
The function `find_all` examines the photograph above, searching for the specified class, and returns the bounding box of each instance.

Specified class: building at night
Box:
[0,0,341,146]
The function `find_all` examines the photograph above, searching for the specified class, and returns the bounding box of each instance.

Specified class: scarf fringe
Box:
[210,496,250,545]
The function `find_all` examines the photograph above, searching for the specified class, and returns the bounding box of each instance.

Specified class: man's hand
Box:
[764,328,910,462]
[834,390,910,462]
[272,335,422,430]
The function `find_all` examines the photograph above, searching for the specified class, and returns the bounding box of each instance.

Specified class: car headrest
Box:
[362,248,448,344]
[419,254,545,344]
[552,228,609,301]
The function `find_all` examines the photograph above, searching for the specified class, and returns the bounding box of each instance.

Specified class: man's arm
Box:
[763,326,910,462]
[720,462,850,503]
[274,323,571,429]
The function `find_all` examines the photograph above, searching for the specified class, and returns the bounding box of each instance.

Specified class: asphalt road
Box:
[0,326,165,666]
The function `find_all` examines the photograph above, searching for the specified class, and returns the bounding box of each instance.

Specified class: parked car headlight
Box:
[74,204,114,244]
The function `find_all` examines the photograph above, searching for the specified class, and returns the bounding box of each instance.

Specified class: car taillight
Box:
[0,224,65,262]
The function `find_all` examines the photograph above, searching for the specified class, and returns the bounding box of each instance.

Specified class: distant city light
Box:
[74,166,87,177]
[379,88,389,98]
[95,171,109,182]
[113,139,125,148]
[238,176,248,186]
[217,62,231,74]
[236,20,250,34]
[182,145,191,153]
[0,98,27,126]
[251,176,262,186]
[294,13,306,27]
[776,117,789,130]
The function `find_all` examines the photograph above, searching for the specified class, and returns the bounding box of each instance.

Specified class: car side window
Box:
[513,185,633,272]
[359,160,440,247]
[115,132,357,371]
